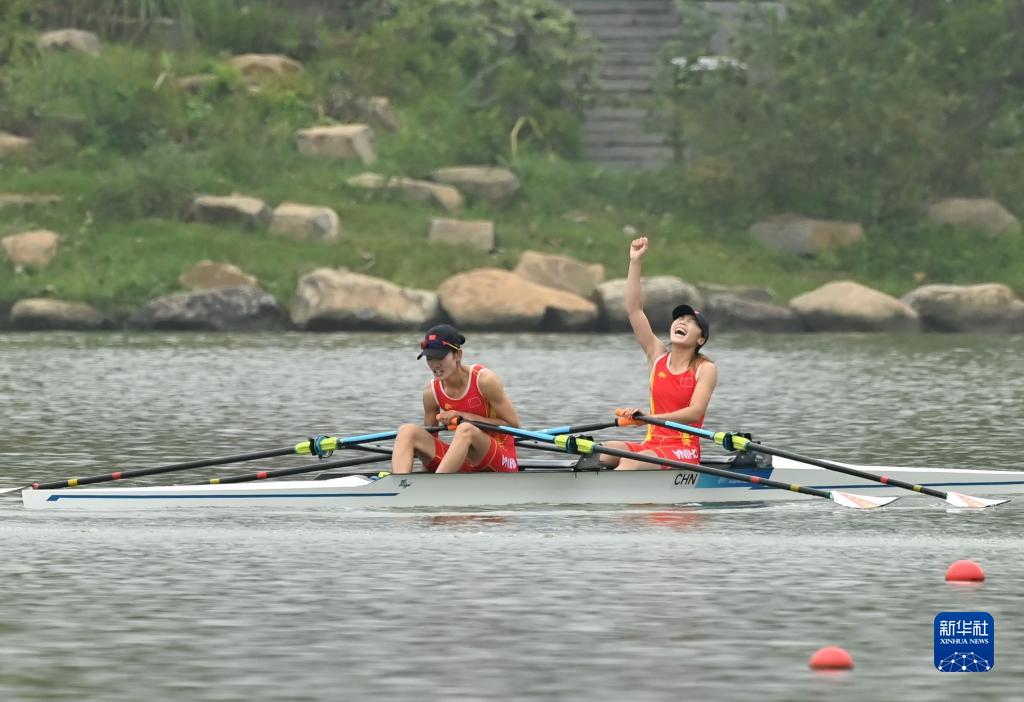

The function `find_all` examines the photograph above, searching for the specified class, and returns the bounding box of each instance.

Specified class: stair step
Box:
[583,120,669,134]
[599,64,659,81]
[566,0,676,15]
[585,106,651,119]
[594,52,664,67]
[594,78,657,93]
[584,135,672,149]
[580,25,680,41]
[574,12,680,30]
[583,120,662,133]
[581,148,675,169]
[565,0,682,170]
[591,38,677,53]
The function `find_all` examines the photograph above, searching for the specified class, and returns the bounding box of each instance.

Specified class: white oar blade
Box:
[830,490,899,509]
[945,492,1009,509]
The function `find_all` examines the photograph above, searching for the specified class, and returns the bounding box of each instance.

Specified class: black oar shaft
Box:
[469,420,833,500]
[24,427,443,491]
[195,421,623,486]
[744,442,948,499]
[543,440,831,499]
[19,422,616,492]
[191,454,388,485]
[638,414,951,499]
[30,446,296,491]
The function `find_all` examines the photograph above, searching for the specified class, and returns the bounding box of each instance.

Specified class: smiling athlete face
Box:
[670,315,705,348]
[426,350,460,380]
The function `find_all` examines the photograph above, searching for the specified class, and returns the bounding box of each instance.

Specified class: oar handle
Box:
[621,411,726,444]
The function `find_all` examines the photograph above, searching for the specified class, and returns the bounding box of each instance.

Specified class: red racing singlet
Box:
[644,353,705,460]
[432,364,516,457]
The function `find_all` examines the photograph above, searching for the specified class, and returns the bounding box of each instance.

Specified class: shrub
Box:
[89,141,204,220]
[319,0,598,163]
[0,47,187,152]
[653,0,1024,224]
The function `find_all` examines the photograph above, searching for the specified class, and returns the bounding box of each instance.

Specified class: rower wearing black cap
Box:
[391,324,521,474]
[604,236,718,469]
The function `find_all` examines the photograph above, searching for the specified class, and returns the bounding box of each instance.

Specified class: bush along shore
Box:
[1,3,1023,334]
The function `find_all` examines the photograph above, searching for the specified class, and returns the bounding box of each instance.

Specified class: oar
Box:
[2,427,443,494]
[459,419,898,509]
[187,453,391,485]
[628,412,1008,509]
[196,419,626,486]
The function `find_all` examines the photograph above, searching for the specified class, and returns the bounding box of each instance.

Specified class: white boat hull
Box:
[19,457,1024,510]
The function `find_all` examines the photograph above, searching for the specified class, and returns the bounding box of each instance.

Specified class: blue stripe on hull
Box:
[47,492,401,502]
[694,468,774,489]
[692,467,1024,491]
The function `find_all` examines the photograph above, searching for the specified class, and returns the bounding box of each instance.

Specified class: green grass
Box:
[6,153,1020,317]
[1,39,1022,317]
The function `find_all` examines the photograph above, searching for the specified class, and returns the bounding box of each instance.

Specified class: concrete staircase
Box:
[565,0,681,169]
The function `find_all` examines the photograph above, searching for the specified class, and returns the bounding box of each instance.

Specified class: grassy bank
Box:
[4,149,1024,317]
[2,2,1023,319]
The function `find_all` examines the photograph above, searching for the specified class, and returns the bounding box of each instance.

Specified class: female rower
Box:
[605,236,718,469]
[391,324,521,474]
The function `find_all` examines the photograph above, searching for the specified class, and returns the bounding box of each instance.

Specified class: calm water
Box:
[1,332,1022,701]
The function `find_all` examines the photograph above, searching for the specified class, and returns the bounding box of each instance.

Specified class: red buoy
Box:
[809,646,854,670]
[946,559,985,582]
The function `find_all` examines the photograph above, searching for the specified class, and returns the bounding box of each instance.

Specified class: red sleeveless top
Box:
[645,353,705,456]
[432,364,515,453]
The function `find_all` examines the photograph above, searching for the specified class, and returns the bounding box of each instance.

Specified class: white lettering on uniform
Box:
[672,449,698,461]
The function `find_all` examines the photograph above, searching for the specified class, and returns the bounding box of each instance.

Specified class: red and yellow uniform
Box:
[625,353,705,466]
[427,364,518,473]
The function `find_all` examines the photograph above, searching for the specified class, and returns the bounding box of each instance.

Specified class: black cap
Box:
[417,324,466,359]
[671,304,710,348]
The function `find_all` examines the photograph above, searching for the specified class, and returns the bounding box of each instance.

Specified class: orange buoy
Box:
[946,559,985,582]
[809,646,854,670]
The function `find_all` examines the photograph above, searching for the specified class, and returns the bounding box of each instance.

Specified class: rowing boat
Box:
[20,456,1024,510]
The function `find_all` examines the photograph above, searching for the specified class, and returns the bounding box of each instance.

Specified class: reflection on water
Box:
[1,331,1023,701]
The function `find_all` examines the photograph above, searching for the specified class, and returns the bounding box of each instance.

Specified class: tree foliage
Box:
[654,0,1024,223]
[327,0,599,166]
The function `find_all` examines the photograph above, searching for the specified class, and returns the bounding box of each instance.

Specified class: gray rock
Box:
[428,219,494,252]
[38,29,101,55]
[513,251,605,298]
[296,124,377,165]
[697,282,776,304]
[595,276,703,332]
[10,298,105,330]
[925,198,1021,237]
[704,294,803,333]
[187,194,271,229]
[128,286,284,331]
[790,281,919,332]
[438,268,597,331]
[228,53,303,77]
[2,229,60,268]
[750,215,864,255]
[179,261,259,290]
[431,166,520,204]
[270,202,341,242]
[291,269,439,331]
[901,283,1024,332]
